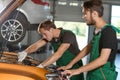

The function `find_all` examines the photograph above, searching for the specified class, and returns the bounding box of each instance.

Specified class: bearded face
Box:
[87,14,96,26]
[82,8,96,26]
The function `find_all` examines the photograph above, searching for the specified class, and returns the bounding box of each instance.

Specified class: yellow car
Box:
[0,52,49,80]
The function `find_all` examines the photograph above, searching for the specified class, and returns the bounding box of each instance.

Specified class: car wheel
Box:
[0,10,29,44]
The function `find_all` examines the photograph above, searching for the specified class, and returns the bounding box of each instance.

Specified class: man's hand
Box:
[57,64,72,71]
[36,64,44,68]
[61,69,80,79]
[18,51,27,62]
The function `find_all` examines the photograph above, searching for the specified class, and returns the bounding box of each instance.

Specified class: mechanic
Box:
[58,0,118,80]
[18,20,84,80]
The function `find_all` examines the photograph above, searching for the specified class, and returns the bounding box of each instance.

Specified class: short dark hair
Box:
[38,20,56,31]
[83,0,104,17]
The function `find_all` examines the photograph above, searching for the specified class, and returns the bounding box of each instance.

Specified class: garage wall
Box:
[54,4,83,22]
[52,1,84,22]
[52,1,111,23]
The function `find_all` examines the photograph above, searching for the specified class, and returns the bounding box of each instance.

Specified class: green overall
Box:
[86,25,118,80]
[52,30,84,80]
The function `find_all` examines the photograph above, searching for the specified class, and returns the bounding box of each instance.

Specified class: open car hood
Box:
[0,51,49,80]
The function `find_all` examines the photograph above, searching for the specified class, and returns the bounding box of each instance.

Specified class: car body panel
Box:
[0,0,52,24]
[18,0,51,24]
[0,51,49,80]
[0,62,49,80]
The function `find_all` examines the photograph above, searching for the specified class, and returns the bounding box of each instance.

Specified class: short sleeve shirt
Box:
[99,26,117,63]
[50,28,80,55]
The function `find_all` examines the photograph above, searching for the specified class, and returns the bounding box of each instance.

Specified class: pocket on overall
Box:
[86,69,104,80]
[102,68,118,80]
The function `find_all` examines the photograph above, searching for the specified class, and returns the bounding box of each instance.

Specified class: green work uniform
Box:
[51,29,84,80]
[86,25,118,80]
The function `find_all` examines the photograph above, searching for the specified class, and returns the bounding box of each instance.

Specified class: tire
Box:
[0,10,29,44]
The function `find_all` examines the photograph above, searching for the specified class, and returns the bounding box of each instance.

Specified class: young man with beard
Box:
[17,20,84,80]
[59,0,118,80]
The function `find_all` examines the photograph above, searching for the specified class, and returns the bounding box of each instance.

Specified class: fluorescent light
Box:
[58,1,67,5]
[69,2,78,6]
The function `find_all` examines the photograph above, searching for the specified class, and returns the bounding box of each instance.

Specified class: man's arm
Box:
[18,39,47,62]
[68,42,92,67]
[58,42,92,70]
[25,39,47,54]
[62,48,111,77]
[40,43,70,67]
[78,48,111,72]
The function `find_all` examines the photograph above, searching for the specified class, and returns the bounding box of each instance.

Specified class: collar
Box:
[54,28,63,42]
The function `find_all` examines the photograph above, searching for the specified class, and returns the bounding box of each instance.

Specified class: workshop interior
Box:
[0,0,120,80]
